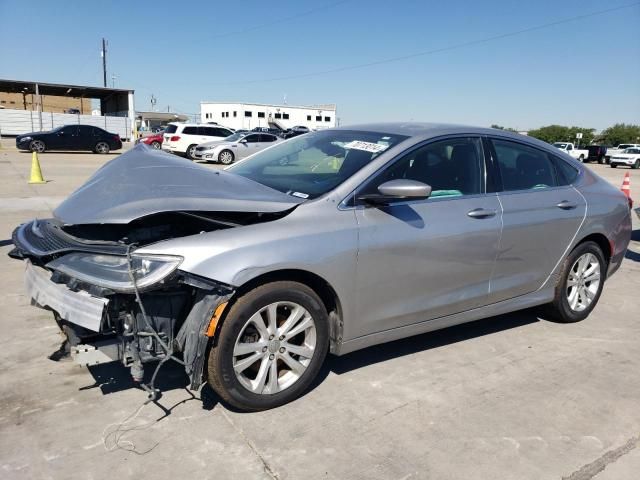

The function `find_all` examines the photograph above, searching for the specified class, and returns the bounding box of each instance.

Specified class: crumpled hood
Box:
[54,144,303,225]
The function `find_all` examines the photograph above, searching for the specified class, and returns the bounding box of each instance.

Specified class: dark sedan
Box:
[16,125,122,154]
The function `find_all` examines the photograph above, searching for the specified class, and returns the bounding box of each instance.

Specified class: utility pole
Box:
[150,94,157,112]
[101,38,107,87]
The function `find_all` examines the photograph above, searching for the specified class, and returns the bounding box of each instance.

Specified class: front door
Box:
[487,137,586,302]
[51,125,78,150]
[351,136,502,339]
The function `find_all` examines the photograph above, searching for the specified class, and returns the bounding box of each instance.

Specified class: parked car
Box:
[15,125,122,154]
[585,145,608,164]
[552,142,589,162]
[252,127,283,137]
[136,132,164,149]
[610,147,640,169]
[64,108,81,114]
[10,123,631,411]
[605,144,640,162]
[162,123,234,159]
[281,125,310,139]
[193,132,281,164]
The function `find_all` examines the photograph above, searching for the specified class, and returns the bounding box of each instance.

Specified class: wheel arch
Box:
[220,268,344,352]
[574,233,611,265]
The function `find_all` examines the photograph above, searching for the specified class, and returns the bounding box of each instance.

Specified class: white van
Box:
[162,123,233,159]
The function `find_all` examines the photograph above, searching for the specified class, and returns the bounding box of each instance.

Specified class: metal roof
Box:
[0,79,133,99]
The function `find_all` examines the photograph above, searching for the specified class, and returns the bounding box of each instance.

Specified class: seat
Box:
[515,153,553,189]
[338,149,374,179]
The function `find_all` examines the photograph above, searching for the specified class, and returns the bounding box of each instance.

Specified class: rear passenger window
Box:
[553,156,579,185]
[182,126,198,135]
[260,135,276,142]
[491,139,557,191]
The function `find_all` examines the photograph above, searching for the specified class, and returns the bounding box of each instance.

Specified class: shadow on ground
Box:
[81,309,540,413]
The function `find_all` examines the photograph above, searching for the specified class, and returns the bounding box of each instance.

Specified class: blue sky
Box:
[0,0,639,130]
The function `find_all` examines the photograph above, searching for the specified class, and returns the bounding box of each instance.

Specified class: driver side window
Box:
[362,137,485,198]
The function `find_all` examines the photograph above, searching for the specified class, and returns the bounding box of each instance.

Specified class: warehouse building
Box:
[200,101,337,131]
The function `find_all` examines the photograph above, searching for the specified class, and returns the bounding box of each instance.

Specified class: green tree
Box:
[527,125,595,146]
[490,124,519,132]
[599,123,640,146]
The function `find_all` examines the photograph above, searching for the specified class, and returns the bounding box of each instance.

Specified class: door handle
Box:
[467,208,497,219]
[556,200,577,210]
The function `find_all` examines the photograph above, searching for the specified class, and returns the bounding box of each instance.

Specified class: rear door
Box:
[487,137,586,302]
[77,125,96,150]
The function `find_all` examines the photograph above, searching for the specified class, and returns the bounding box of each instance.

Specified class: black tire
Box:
[95,142,110,154]
[29,140,45,153]
[186,144,197,160]
[207,281,329,411]
[218,149,234,165]
[611,163,617,168]
[598,155,605,165]
[578,155,584,163]
[541,241,606,323]
[151,141,161,149]
[633,160,640,170]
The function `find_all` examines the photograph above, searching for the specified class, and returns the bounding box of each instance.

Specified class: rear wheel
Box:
[578,154,584,162]
[598,155,606,165]
[633,160,640,170]
[207,281,329,411]
[218,150,234,165]
[186,144,197,160]
[29,140,45,153]
[542,241,606,323]
[95,142,110,154]
[151,141,161,149]
[611,163,617,168]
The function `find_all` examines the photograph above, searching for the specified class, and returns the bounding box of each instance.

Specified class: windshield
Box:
[619,144,632,149]
[164,124,178,134]
[228,129,408,199]
[553,143,568,149]
[223,132,246,142]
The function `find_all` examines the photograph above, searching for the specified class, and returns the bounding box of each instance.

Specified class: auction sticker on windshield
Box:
[344,140,389,153]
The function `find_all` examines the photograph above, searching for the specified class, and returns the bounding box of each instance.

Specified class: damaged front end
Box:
[9,147,304,395]
[12,216,236,391]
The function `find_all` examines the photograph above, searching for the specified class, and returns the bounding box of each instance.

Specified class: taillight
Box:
[170,135,180,142]
[114,134,120,141]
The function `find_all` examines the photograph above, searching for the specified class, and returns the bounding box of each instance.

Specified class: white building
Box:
[200,101,337,131]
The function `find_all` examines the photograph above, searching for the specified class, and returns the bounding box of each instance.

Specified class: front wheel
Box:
[611,163,617,168]
[151,141,161,149]
[218,150,234,165]
[541,241,606,323]
[578,155,584,162]
[598,156,606,165]
[207,281,329,411]
[95,142,110,154]
[29,140,45,153]
[633,160,640,170]
[186,144,197,160]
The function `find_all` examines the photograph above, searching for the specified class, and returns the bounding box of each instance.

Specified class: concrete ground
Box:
[0,143,639,480]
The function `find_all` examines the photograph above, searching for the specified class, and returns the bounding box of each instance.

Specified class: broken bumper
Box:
[24,260,108,332]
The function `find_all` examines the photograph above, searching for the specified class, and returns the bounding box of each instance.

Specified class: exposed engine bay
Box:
[9,208,290,396]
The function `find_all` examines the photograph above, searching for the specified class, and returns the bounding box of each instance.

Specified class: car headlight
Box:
[46,252,183,293]
[20,136,32,142]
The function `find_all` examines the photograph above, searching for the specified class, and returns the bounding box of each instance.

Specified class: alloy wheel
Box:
[96,142,109,154]
[219,151,234,164]
[232,301,317,395]
[30,140,45,153]
[566,252,601,312]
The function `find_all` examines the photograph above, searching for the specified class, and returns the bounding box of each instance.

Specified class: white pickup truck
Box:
[553,142,589,162]
[605,144,640,162]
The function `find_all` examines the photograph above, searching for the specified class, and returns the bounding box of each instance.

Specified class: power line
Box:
[210,1,640,85]
[208,0,350,38]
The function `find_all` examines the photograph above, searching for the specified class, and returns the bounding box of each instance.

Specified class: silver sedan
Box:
[193,132,282,164]
[10,123,632,411]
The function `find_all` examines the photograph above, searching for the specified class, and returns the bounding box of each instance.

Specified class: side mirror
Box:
[239,139,248,144]
[358,179,432,205]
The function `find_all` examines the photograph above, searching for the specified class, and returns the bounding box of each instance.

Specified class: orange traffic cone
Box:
[621,172,631,199]
[28,151,46,184]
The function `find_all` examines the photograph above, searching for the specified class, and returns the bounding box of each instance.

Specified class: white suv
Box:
[162,123,233,159]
